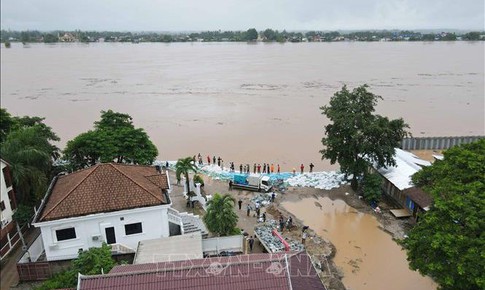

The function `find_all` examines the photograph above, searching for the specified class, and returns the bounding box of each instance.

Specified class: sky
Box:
[1,0,484,31]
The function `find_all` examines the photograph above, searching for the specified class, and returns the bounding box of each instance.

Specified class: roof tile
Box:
[39,163,169,222]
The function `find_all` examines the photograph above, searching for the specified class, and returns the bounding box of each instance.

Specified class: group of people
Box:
[278,215,293,232]
[196,153,316,175]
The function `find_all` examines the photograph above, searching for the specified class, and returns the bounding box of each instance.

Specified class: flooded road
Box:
[282,196,437,290]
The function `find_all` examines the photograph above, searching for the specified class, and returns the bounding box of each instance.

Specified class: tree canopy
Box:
[401,140,485,290]
[0,109,60,205]
[203,193,239,236]
[245,28,258,41]
[320,85,409,189]
[37,243,115,290]
[63,110,158,170]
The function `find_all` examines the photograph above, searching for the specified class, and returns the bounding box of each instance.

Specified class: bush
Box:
[362,173,382,204]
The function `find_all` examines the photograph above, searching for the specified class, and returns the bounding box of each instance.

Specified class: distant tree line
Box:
[1,29,483,44]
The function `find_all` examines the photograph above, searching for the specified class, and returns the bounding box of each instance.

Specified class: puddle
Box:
[282,197,436,290]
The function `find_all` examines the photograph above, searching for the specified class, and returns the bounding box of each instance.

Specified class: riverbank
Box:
[193,167,431,290]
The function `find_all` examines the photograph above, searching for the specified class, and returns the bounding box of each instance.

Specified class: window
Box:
[3,166,12,188]
[8,190,16,210]
[56,227,77,241]
[0,201,5,211]
[124,222,143,235]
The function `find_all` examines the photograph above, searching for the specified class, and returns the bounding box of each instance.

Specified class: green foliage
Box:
[362,173,382,203]
[320,85,409,189]
[175,157,198,196]
[203,193,238,236]
[245,28,258,41]
[402,140,485,290]
[0,108,16,143]
[193,174,204,186]
[463,32,481,41]
[36,243,115,290]
[1,127,55,204]
[63,110,158,170]
[12,204,34,225]
[43,33,58,43]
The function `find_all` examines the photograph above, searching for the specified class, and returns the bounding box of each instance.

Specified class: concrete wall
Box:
[400,136,484,150]
[202,235,243,255]
[34,205,170,261]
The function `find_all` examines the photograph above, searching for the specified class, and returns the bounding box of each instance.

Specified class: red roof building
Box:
[78,251,327,290]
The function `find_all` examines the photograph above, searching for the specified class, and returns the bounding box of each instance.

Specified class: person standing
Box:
[279,216,285,232]
[309,163,314,173]
[271,192,275,202]
[217,157,221,167]
[248,236,254,252]
[246,204,251,217]
[207,155,211,165]
[238,199,243,210]
[287,216,293,230]
[277,164,280,174]
[302,231,307,245]
[240,164,243,173]
[263,164,266,174]
[229,180,233,190]
[221,160,224,170]
[262,212,266,223]
[271,164,274,173]
[253,163,256,174]
[300,164,304,174]
[257,164,261,173]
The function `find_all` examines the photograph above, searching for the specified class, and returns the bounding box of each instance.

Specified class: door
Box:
[105,227,116,244]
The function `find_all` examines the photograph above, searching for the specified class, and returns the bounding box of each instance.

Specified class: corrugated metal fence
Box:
[400,136,484,150]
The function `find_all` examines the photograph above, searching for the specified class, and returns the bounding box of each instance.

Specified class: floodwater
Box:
[282,197,437,290]
[1,42,484,171]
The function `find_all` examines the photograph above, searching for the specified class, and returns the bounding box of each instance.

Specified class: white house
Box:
[32,163,183,261]
[1,158,19,259]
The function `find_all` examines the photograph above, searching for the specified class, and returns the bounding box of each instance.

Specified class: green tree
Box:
[401,140,485,290]
[0,108,16,143]
[463,31,481,41]
[361,172,382,203]
[43,33,58,43]
[63,110,158,170]
[245,28,258,41]
[320,85,409,189]
[0,127,55,204]
[175,157,198,196]
[36,243,115,290]
[203,193,238,236]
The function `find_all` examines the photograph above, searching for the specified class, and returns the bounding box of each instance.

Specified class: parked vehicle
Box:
[232,174,272,192]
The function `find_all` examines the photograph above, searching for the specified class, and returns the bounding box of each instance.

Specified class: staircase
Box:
[168,207,209,238]
[180,212,209,239]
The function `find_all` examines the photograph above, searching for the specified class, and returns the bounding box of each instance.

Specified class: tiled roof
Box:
[79,252,326,290]
[39,163,169,222]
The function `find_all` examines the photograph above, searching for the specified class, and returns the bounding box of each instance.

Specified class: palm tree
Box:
[203,193,238,236]
[175,156,198,196]
[0,127,54,204]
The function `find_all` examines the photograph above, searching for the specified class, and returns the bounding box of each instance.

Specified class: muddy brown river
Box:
[283,197,437,290]
[1,42,484,172]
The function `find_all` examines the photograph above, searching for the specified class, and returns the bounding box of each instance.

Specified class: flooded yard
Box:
[282,196,436,290]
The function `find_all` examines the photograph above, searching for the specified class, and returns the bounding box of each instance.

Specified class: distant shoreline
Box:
[2,29,484,44]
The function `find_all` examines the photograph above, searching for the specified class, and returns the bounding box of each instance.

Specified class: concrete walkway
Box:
[1,227,40,289]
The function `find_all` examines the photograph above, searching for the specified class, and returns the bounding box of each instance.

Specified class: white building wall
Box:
[34,205,170,261]
[0,160,15,226]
